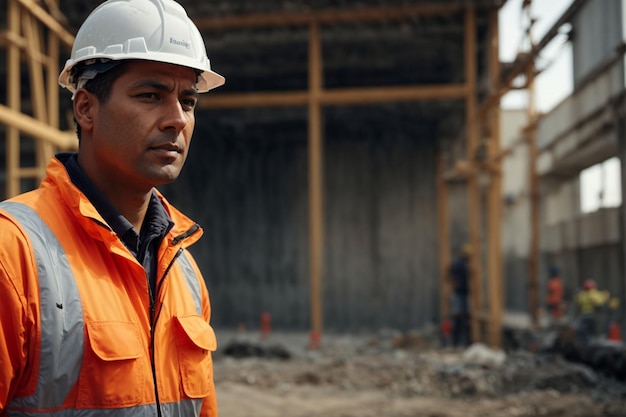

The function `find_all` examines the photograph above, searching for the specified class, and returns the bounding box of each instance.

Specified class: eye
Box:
[137,92,160,101]
[180,98,197,111]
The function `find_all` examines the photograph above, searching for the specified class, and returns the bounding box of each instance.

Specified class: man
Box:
[546,265,564,323]
[0,1,224,416]
[575,279,609,345]
[449,244,471,347]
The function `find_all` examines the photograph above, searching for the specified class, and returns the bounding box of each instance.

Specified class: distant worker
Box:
[605,296,621,341]
[449,243,471,347]
[575,279,609,345]
[546,265,565,323]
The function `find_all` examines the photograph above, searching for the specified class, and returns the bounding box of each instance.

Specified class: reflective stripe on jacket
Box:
[0,157,217,417]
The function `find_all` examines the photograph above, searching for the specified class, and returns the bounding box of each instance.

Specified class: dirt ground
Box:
[213,330,626,417]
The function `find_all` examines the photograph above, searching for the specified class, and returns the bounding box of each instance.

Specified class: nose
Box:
[160,99,190,133]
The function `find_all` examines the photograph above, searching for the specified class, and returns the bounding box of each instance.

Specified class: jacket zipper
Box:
[150,224,200,417]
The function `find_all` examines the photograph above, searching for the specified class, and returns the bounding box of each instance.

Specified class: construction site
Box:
[1,0,626,415]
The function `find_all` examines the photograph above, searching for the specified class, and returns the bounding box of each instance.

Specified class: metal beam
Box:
[464,5,483,345]
[307,21,324,350]
[199,84,467,109]
[486,8,503,348]
[438,155,451,324]
[7,0,21,198]
[528,62,540,328]
[195,4,462,30]
[479,0,587,117]
[199,91,309,108]
[321,85,467,105]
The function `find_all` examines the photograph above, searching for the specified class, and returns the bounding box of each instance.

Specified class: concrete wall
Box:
[323,109,440,331]
[500,109,531,311]
[531,0,625,324]
[537,0,624,174]
[163,104,443,332]
[536,59,621,176]
[572,0,622,87]
[542,207,622,302]
[164,107,311,330]
[500,100,624,315]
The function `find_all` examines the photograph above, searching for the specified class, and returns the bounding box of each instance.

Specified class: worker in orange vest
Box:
[546,265,565,323]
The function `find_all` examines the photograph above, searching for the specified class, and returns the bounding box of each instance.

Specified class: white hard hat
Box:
[58,0,225,93]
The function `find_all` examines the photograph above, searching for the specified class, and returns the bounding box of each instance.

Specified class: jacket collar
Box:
[43,153,203,248]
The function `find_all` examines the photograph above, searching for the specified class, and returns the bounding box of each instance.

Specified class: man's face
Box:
[82,60,199,193]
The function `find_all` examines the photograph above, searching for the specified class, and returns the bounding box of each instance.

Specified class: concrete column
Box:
[617,103,626,340]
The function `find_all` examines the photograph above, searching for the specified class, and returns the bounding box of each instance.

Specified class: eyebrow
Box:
[130,80,199,99]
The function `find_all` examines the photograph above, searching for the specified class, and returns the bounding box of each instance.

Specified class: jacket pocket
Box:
[80,321,146,406]
[174,315,217,398]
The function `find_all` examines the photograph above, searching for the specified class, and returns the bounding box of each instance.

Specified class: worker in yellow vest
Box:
[575,279,609,345]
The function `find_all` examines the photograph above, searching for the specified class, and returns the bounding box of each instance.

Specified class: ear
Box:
[73,89,97,133]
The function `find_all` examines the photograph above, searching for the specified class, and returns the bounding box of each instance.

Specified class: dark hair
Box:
[74,62,129,140]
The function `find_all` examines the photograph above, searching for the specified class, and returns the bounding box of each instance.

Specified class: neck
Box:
[110,190,152,232]
[94,182,152,232]
[76,153,153,232]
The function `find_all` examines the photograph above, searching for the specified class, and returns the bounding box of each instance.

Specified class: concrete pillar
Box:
[617,106,626,340]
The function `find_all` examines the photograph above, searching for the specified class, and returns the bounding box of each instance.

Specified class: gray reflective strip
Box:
[177,251,202,315]
[5,400,200,417]
[0,202,84,410]
[161,398,203,417]
[7,403,157,417]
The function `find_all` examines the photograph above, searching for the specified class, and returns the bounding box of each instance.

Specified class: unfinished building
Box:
[1,0,624,348]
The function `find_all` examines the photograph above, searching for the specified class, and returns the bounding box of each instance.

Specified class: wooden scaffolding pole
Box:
[199,84,468,109]
[45,11,62,161]
[3,0,75,199]
[527,57,540,328]
[22,12,54,181]
[196,3,470,112]
[7,0,22,198]
[15,0,74,47]
[524,2,540,328]
[195,4,463,30]
[486,8,503,348]
[308,21,324,349]
[464,5,482,344]
[0,105,75,149]
[438,155,451,323]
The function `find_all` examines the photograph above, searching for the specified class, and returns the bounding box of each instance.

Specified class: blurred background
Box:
[1,0,624,349]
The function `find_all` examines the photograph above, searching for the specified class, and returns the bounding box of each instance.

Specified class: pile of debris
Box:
[215,329,626,404]
[505,323,626,381]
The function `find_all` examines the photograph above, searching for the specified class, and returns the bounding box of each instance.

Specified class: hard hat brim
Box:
[59,54,225,94]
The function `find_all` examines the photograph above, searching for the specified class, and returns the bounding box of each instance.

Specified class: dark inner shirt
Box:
[450,257,469,295]
[61,153,173,297]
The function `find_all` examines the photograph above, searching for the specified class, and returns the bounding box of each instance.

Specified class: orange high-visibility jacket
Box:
[0,157,217,417]
[546,277,564,306]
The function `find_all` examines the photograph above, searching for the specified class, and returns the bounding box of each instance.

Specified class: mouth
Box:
[151,142,180,151]
[149,142,183,159]
[151,138,183,149]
